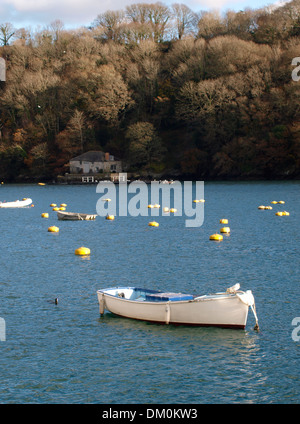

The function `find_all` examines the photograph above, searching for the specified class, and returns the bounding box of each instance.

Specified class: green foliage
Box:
[126,121,165,167]
[0,145,27,180]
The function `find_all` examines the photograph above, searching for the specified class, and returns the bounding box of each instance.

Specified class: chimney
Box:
[105,152,110,161]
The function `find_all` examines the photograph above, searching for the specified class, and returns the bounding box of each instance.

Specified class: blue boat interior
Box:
[103,287,194,302]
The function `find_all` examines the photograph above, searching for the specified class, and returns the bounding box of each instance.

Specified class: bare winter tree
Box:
[125,2,171,43]
[171,3,198,39]
[93,10,125,41]
[49,19,65,42]
[0,22,15,45]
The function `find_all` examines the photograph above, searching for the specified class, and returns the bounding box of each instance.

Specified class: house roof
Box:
[70,151,105,162]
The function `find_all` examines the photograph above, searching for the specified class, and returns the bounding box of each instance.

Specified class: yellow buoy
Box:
[38,182,45,186]
[163,207,169,213]
[265,206,272,210]
[276,211,289,216]
[58,207,66,211]
[148,204,154,208]
[53,207,59,211]
[258,205,266,210]
[75,246,90,256]
[220,219,228,224]
[153,204,160,208]
[169,208,177,213]
[220,227,230,234]
[148,221,159,227]
[106,215,115,220]
[41,213,49,218]
[278,201,285,204]
[102,198,111,202]
[50,203,56,207]
[210,233,223,241]
[60,203,67,207]
[48,226,59,232]
[271,201,278,204]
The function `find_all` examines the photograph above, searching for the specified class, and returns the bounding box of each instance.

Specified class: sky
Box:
[0,0,290,31]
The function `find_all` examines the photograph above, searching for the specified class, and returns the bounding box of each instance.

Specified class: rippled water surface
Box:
[0,181,299,404]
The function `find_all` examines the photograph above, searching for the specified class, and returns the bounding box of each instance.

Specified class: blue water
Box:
[0,181,299,404]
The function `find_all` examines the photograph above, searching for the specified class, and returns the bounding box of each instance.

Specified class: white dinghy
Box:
[97,284,259,330]
[57,211,97,221]
[0,198,32,208]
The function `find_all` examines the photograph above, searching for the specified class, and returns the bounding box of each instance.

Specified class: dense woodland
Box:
[0,1,300,181]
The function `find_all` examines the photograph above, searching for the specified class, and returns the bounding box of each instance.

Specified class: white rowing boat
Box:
[57,211,97,220]
[97,284,259,330]
[0,198,32,208]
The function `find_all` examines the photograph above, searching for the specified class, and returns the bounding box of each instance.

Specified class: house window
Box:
[111,164,116,171]
[82,176,94,183]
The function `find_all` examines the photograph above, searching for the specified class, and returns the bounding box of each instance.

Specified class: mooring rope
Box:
[250,301,259,331]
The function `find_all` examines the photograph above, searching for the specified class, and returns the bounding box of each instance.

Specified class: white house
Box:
[69,151,122,174]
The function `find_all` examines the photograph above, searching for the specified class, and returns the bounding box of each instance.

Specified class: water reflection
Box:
[96,313,265,403]
[98,313,260,353]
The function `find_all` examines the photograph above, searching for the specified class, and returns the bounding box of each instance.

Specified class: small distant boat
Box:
[0,198,32,208]
[57,211,97,221]
[97,284,259,330]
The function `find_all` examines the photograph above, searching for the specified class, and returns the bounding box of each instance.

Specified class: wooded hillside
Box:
[0,1,300,181]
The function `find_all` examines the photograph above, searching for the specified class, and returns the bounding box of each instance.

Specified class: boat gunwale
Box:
[97,288,241,305]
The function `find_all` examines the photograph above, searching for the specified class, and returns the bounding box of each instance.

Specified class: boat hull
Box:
[0,198,32,208]
[97,287,253,329]
[57,211,97,220]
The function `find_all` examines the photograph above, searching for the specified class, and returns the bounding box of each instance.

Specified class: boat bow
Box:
[236,290,259,331]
